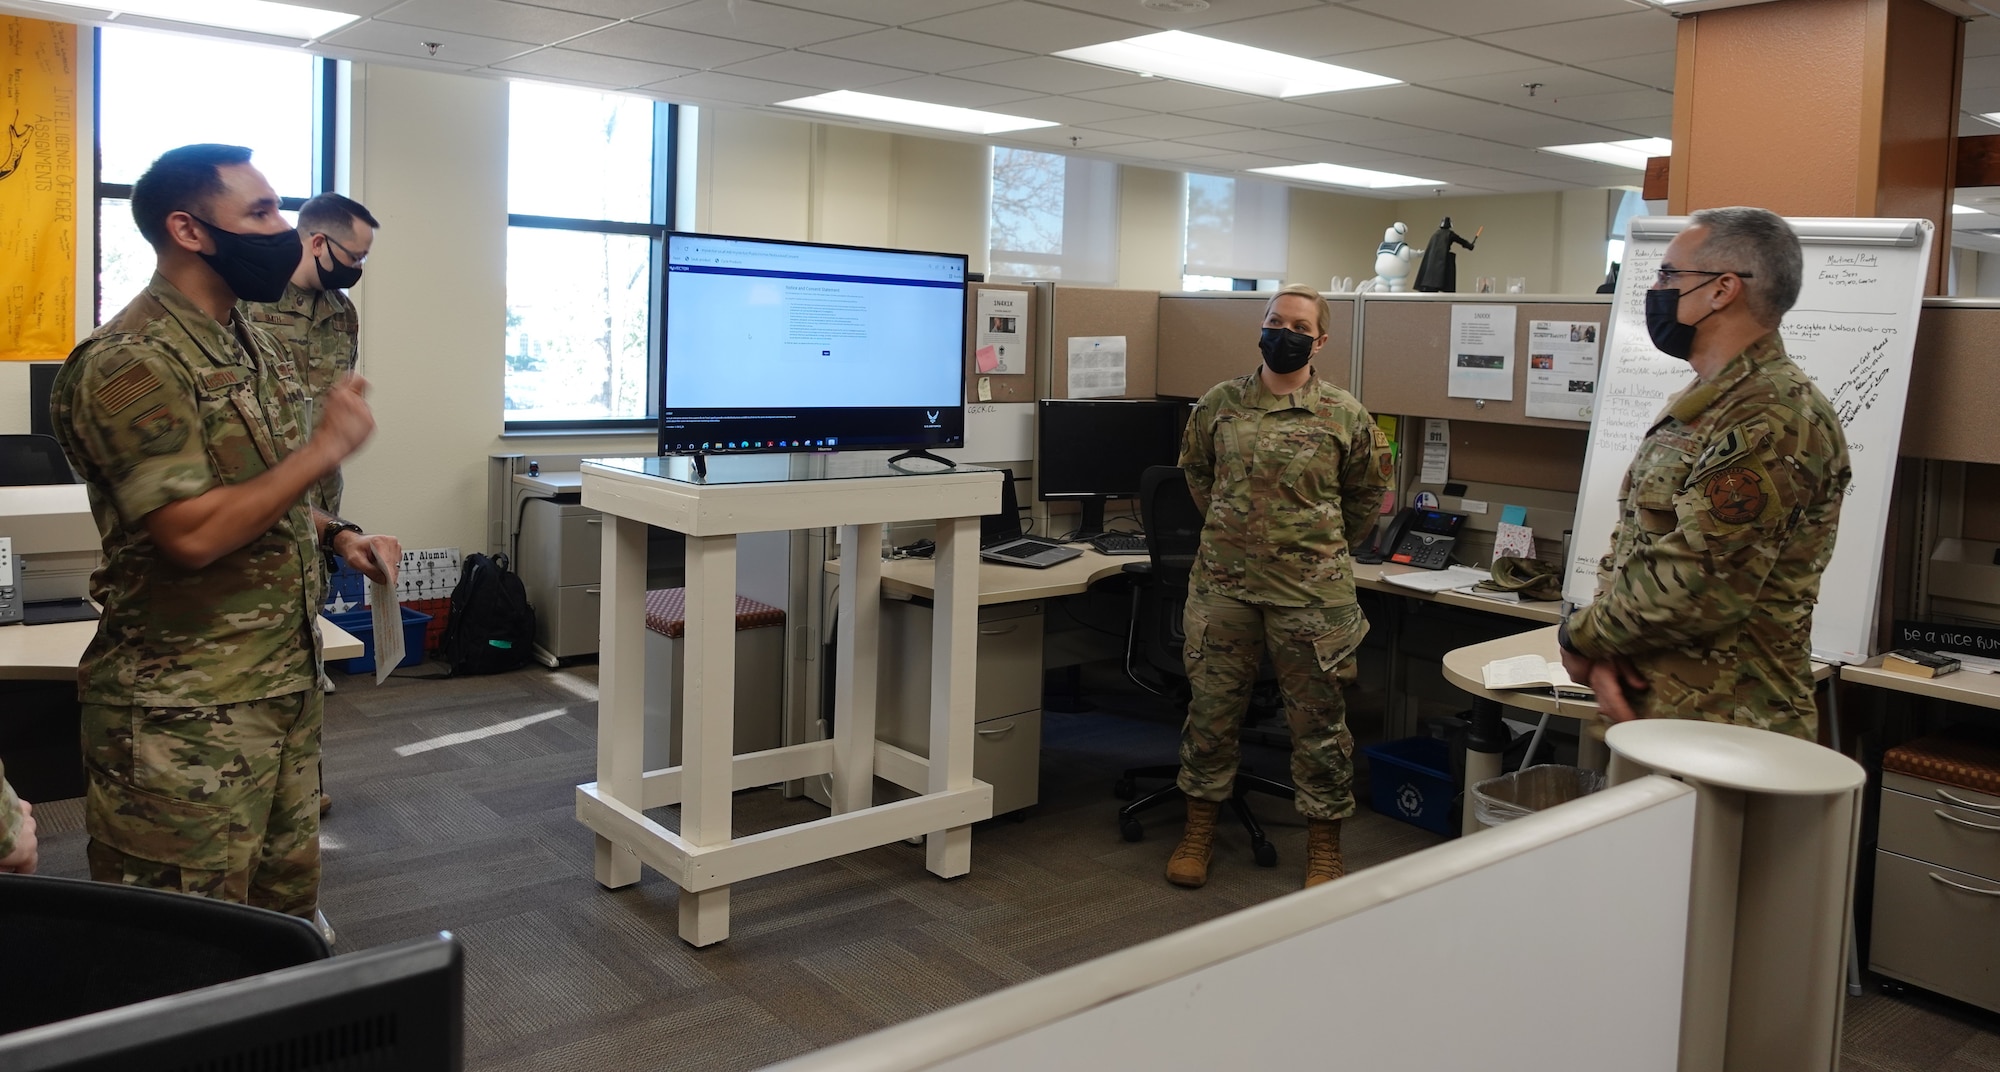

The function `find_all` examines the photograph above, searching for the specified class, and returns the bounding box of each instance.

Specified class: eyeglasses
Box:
[317,232,368,267]
[1653,267,1752,287]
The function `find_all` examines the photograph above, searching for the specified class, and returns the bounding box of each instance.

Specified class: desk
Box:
[1840,656,2000,709]
[0,615,365,681]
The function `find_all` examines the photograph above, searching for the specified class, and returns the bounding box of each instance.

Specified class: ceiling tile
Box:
[1332,38,1553,82]
[1970,15,2000,59]
[492,47,693,87]
[864,75,1042,107]
[1072,79,1265,112]
[1270,114,1429,144]
[1033,0,1324,30]
[1576,50,1675,91]
[955,55,1146,94]
[1177,129,1333,153]
[524,0,693,16]
[909,1,1148,53]
[634,0,882,48]
[1525,87,1674,123]
[377,0,611,44]
[566,21,781,68]
[806,28,1028,71]
[999,95,1150,125]
[1081,113,1245,139]
[1183,151,1295,171]
[324,19,532,65]
[310,41,480,73]
[719,50,918,89]
[646,70,815,104]
[1426,65,1640,104]
[1198,6,1448,58]
[1966,54,2000,90]
[1106,139,1233,162]
[1341,0,1638,38]
[998,126,1146,150]
[1180,99,1348,128]
[756,0,1004,26]
[1475,10,1677,64]
[1607,114,1670,138]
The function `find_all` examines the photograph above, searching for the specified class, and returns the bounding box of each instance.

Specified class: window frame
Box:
[90,27,338,323]
[502,99,677,435]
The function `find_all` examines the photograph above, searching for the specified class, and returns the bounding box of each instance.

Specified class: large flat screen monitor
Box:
[659,232,968,457]
[1037,398,1188,536]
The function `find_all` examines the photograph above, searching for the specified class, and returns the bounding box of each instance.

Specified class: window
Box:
[988,147,1117,284]
[94,26,331,322]
[504,81,676,428]
[1183,174,1288,291]
[1605,188,1647,286]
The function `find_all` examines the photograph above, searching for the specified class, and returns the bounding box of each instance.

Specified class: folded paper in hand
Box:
[370,578,403,685]
[1481,653,1591,693]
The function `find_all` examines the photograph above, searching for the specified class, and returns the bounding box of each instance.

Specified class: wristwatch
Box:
[321,520,364,567]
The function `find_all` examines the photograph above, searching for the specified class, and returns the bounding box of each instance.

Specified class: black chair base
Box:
[1114,764,1293,868]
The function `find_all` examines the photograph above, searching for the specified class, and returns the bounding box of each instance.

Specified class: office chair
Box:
[0,873,330,1033]
[1113,465,1292,868]
[0,433,78,486]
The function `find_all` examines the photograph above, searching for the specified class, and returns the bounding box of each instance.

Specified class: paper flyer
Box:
[976,289,1026,375]
[1525,319,1601,421]
[1446,304,1516,400]
[1066,335,1126,398]
[1420,418,1450,484]
[369,578,403,684]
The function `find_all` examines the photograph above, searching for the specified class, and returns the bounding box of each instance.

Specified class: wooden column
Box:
[1667,0,1964,292]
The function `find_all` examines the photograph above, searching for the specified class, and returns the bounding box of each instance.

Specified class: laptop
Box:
[980,471,1082,569]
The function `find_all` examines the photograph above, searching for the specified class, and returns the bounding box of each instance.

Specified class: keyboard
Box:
[1090,533,1149,556]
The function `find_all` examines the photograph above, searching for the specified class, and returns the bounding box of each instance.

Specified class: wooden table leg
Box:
[832,524,882,817]
[679,532,738,946]
[926,514,979,878]
[594,514,647,889]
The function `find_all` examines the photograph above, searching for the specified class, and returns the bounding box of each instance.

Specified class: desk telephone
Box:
[1358,508,1467,570]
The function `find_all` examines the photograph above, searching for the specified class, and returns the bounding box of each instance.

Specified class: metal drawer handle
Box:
[976,723,1016,738]
[978,624,1019,635]
[584,587,601,595]
[1934,809,2000,833]
[584,516,603,525]
[1928,872,2000,898]
[1936,789,2000,813]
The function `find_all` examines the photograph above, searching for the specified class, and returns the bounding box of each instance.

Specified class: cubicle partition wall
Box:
[1042,286,1160,401]
[1154,292,1357,397]
[1354,293,1609,424]
[1893,300,2000,632]
[964,283,1038,406]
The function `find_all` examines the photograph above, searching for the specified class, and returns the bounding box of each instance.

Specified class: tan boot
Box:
[1166,798,1222,888]
[1304,818,1344,888]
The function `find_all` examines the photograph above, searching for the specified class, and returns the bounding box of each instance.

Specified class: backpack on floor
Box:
[440,552,536,676]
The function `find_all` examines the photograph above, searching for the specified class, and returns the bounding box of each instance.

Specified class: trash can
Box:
[1470,764,1603,827]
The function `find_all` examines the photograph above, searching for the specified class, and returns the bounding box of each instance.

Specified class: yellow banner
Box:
[0,16,77,362]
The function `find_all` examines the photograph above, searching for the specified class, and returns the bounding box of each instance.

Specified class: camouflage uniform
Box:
[1178,370,1393,820]
[242,282,357,515]
[1565,332,1850,741]
[51,273,326,916]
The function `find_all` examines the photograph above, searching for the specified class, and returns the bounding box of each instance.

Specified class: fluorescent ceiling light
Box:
[1977,112,2000,130]
[1953,204,1981,216]
[1541,138,1674,170]
[1249,162,1441,190]
[1055,31,1399,99]
[32,0,358,38]
[775,91,1057,135]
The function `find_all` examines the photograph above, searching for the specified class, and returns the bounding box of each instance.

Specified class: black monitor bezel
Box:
[1034,398,1188,503]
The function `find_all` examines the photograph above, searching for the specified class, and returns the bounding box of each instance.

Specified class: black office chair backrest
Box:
[0,433,78,485]
[1138,465,1202,583]
[0,873,330,1033]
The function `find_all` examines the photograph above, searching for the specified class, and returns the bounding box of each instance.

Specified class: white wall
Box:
[1391,190,1616,294]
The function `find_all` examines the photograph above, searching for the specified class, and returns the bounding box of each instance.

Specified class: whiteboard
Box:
[1565,216,1933,665]
[760,777,1696,1072]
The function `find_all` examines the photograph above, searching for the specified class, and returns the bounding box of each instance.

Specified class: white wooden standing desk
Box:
[575,455,1003,946]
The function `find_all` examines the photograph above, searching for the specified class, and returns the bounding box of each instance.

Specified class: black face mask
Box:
[1643,281,1721,361]
[191,215,301,303]
[313,241,364,290]
[1259,326,1315,374]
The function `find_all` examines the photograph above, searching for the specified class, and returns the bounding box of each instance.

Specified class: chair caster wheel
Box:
[1113,778,1137,801]
[1252,839,1278,868]
[1119,816,1145,843]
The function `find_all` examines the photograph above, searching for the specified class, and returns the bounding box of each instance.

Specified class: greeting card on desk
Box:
[1481,654,1591,693]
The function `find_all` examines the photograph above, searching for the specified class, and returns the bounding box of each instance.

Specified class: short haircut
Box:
[1265,283,1332,338]
[298,192,379,238]
[1688,206,1802,325]
[130,143,252,249]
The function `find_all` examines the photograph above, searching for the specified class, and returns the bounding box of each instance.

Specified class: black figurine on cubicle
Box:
[1413,216,1481,292]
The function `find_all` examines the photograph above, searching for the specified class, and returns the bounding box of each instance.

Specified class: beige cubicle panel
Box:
[1444,423,1589,493]
[1904,301,2000,463]
[966,283,1038,404]
[1045,286,1158,399]
[1156,293,1354,398]
[1356,294,1609,427]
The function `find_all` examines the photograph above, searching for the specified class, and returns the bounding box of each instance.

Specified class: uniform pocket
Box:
[1181,604,1209,663]
[85,776,242,873]
[1309,604,1369,673]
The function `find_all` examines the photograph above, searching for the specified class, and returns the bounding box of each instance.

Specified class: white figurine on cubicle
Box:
[1372,222,1414,292]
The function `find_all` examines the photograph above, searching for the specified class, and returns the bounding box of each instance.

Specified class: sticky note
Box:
[975,344,1000,373]
[1501,504,1528,526]
[977,377,992,401]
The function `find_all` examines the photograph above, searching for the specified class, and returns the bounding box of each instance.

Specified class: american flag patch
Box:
[97,362,161,415]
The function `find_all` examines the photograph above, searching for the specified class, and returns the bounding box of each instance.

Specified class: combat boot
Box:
[1166,798,1221,888]
[1304,818,1343,888]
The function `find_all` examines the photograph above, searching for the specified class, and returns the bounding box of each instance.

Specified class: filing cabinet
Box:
[1869,770,2000,1013]
[517,497,604,663]
[875,598,1044,815]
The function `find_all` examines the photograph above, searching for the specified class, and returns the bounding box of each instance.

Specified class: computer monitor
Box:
[658,231,968,458]
[0,934,464,1071]
[1036,399,1188,536]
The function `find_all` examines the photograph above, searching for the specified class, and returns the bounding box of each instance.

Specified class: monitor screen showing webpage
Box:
[659,232,968,456]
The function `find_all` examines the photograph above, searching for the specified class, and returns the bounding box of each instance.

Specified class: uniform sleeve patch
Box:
[131,404,189,457]
[1703,465,1767,525]
[96,362,162,416]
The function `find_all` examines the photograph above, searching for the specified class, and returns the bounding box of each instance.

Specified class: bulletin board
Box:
[965,283,1038,404]
[1356,295,1609,426]
[1046,287,1158,400]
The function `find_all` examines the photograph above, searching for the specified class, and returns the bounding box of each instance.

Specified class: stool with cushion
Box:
[642,587,787,771]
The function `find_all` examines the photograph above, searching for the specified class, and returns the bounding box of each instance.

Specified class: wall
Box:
[1390,190,1615,295]
[1287,185,1400,290]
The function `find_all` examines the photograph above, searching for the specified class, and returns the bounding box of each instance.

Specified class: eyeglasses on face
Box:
[1653,267,1752,287]
[317,232,368,267]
